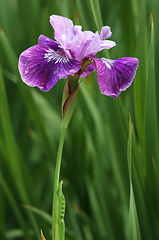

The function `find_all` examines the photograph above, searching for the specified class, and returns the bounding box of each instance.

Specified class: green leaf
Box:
[134,0,149,146]
[88,0,103,32]
[23,205,52,225]
[0,29,54,157]
[129,184,142,240]
[115,0,136,55]
[0,171,28,239]
[143,14,159,182]
[0,64,41,240]
[127,115,141,240]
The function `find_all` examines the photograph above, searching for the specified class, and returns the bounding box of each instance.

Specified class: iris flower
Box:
[18,15,139,98]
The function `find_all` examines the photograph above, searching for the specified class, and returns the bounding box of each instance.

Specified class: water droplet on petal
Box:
[69,69,75,74]
[39,86,44,90]
[24,68,29,74]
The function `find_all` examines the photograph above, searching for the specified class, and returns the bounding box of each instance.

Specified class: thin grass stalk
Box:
[52,127,66,240]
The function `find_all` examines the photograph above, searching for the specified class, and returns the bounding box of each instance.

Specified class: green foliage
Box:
[0,0,159,239]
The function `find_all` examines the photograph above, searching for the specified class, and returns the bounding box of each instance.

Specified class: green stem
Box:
[52,126,66,240]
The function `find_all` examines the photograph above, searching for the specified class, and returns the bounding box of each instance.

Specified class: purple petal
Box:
[80,63,96,78]
[38,35,62,52]
[100,26,112,39]
[100,40,116,51]
[80,32,101,60]
[49,15,73,43]
[61,30,96,61]
[95,57,139,98]
[18,45,81,91]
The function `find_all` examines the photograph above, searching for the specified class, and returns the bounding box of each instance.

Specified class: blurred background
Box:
[0,0,159,239]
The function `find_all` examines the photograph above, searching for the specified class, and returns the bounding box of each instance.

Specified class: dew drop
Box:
[24,68,29,74]
[39,86,44,90]
[26,50,31,54]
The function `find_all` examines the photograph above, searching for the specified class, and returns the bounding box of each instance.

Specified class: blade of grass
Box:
[0,65,41,240]
[23,205,80,240]
[4,229,34,239]
[88,0,103,32]
[0,171,29,239]
[75,0,90,29]
[119,97,152,240]
[134,0,149,147]
[65,195,83,240]
[127,115,141,240]
[0,28,54,158]
[143,15,159,239]
[88,0,110,58]
[115,0,136,55]
[85,175,107,238]
[31,89,61,153]
[152,156,159,239]
[143,14,159,182]
[83,123,116,240]
[79,81,105,144]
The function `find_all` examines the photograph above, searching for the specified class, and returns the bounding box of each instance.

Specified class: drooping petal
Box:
[80,62,96,78]
[18,45,81,91]
[38,35,62,52]
[100,26,112,39]
[95,57,139,98]
[112,57,139,91]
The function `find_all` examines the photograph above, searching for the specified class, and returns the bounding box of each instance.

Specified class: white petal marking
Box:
[44,48,70,64]
[101,58,113,69]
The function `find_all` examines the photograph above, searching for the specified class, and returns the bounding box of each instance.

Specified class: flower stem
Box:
[52,126,66,240]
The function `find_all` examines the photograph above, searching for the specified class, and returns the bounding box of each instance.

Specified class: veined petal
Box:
[100,26,112,39]
[95,57,139,98]
[80,32,101,60]
[49,15,73,42]
[113,57,139,91]
[18,45,81,91]
[80,63,96,78]
[38,35,62,52]
[100,40,116,51]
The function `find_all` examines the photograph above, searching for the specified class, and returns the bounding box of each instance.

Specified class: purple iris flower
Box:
[18,15,139,98]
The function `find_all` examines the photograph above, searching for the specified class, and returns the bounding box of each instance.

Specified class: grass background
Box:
[0,0,159,239]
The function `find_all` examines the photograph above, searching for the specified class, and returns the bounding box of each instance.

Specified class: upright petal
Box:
[100,26,112,39]
[18,45,81,91]
[49,15,73,43]
[95,57,139,98]
[38,35,62,52]
[80,32,101,60]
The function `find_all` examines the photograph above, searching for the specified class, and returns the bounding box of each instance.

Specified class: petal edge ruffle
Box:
[100,26,112,40]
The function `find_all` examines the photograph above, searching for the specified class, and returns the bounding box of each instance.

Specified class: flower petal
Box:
[100,40,116,51]
[60,30,96,61]
[18,45,81,91]
[80,32,101,60]
[80,63,96,78]
[38,34,62,52]
[95,57,139,98]
[100,26,112,39]
[49,15,73,43]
